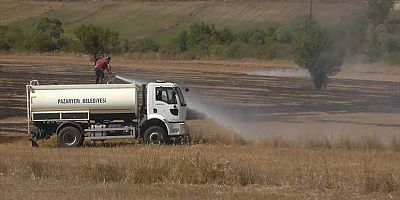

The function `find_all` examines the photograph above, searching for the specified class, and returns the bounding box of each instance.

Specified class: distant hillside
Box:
[2,0,367,42]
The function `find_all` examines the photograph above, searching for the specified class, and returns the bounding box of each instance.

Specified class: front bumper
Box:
[168,122,188,136]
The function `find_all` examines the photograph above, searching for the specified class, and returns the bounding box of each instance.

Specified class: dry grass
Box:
[0,120,399,199]
[189,120,400,152]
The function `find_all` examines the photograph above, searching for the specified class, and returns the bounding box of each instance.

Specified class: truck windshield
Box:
[156,87,177,104]
[175,87,187,107]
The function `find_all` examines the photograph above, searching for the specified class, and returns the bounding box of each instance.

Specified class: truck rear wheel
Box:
[58,126,83,147]
[144,126,167,144]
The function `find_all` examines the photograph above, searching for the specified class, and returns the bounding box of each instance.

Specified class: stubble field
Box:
[1,0,367,41]
[0,53,400,199]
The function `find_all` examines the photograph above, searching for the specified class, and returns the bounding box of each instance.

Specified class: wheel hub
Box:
[149,132,161,143]
[63,132,77,145]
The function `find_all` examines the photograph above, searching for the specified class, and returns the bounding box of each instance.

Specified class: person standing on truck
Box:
[95,56,112,84]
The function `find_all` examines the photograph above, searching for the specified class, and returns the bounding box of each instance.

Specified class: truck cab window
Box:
[175,87,187,106]
[155,87,177,104]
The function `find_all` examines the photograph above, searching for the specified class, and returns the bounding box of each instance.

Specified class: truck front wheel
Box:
[144,126,167,144]
[58,126,83,147]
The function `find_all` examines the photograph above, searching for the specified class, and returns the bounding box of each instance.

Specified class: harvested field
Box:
[0,53,400,199]
[1,0,367,41]
[1,135,400,199]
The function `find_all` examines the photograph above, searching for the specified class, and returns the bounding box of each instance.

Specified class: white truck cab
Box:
[146,82,187,136]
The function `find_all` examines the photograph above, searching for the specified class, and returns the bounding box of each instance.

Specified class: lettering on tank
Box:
[57,98,107,104]
[57,99,80,104]
[82,98,107,104]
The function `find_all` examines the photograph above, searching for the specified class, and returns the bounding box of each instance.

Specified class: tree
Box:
[367,0,394,27]
[73,24,120,62]
[239,29,267,47]
[365,0,397,62]
[216,28,235,45]
[31,17,64,52]
[292,26,344,90]
[265,27,277,46]
[175,30,189,52]
[171,22,222,58]
[0,25,14,50]
[186,22,217,55]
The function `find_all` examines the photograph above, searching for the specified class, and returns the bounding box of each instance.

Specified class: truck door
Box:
[152,87,180,121]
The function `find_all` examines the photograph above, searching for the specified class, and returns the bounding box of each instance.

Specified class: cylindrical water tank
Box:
[29,84,140,114]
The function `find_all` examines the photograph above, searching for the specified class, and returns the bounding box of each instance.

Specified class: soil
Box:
[0,54,399,143]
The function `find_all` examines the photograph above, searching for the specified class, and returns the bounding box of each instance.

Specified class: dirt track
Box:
[0,54,399,143]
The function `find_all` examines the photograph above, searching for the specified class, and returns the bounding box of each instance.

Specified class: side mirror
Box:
[184,88,189,92]
[171,91,177,104]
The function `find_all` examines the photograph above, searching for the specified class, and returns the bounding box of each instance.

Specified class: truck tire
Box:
[58,126,83,147]
[144,126,167,144]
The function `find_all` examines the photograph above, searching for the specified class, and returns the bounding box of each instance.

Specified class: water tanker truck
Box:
[26,80,188,147]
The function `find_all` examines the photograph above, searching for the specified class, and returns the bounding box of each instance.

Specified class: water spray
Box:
[107,74,247,136]
[107,74,147,85]
[246,69,309,77]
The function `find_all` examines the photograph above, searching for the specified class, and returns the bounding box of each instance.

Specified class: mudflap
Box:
[29,126,39,147]
[29,125,48,148]
[180,131,191,145]
[29,130,39,147]
[29,138,39,147]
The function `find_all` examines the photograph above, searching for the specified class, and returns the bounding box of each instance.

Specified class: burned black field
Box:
[1,58,399,142]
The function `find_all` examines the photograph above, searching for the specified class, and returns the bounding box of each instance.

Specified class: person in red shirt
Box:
[95,56,112,84]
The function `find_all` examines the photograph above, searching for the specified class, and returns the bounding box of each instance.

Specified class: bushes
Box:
[365,25,400,64]
[238,28,269,47]
[123,38,160,53]
[222,42,253,59]
[1,17,67,53]
[0,25,28,51]
[169,22,220,58]
[0,25,15,51]
[364,0,400,63]
[73,24,120,61]
[30,17,64,52]
[367,0,394,26]
[163,22,281,60]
